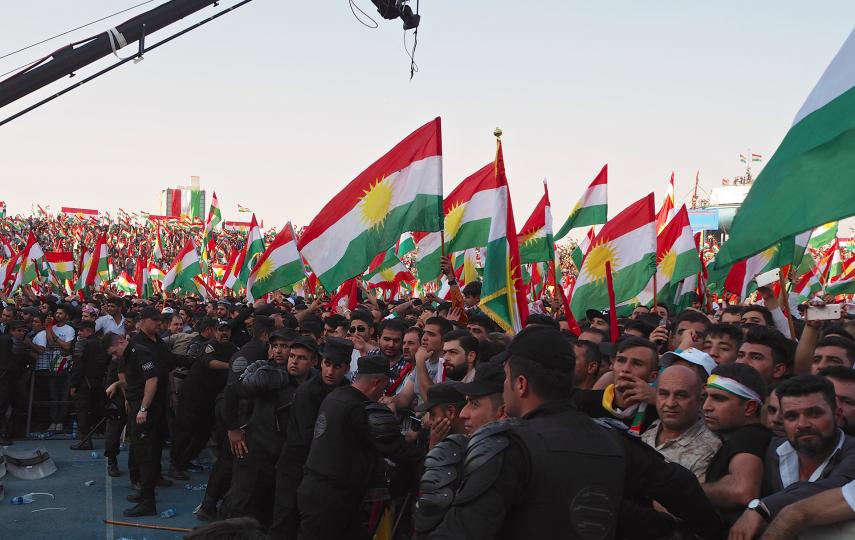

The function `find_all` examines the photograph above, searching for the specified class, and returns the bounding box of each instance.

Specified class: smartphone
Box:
[755,269,781,288]
[807,304,841,321]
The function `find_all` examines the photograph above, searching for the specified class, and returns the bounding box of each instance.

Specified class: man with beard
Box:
[441,329,479,382]
[819,366,855,436]
[376,318,407,384]
[268,337,353,540]
[729,375,855,539]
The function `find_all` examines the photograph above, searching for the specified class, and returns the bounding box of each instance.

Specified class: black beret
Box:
[508,325,574,372]
[357,355,389,376]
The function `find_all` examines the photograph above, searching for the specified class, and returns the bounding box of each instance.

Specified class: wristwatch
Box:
[139,406,148,413]
[747,498,770,521]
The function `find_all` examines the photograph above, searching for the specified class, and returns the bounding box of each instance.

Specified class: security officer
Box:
[129,307,174,490]
[297,355,424,540]
[0,320,28,445]
[220,329,308,524]
[427,325,725,540]
[169,318,236,479]
[104,310,163,517]
[69,319,108,451]
[102,330,127,478]
[198,315,275,520]
[268,336,354,540]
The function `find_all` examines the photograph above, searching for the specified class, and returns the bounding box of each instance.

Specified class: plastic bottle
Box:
[71,420,78,440]
[10,495,34,505]
[90,452,99,459]
[159,507,177,519]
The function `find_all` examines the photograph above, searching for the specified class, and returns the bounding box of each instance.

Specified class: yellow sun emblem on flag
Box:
[444,202,466,238]
[379,268,395,282]
[759,244,778,264]
[569,201,581,218]
[659,249,677,280]
[584,240,619,282]
[359,177,393,229]
[255,257,274,282]
[519,227,543,246]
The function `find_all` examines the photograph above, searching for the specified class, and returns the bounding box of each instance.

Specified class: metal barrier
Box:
[25,370,76,437]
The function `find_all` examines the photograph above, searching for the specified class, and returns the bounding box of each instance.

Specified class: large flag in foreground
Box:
[479,141,529,334]
[246,223,304,301]
[570,194,656,320]
[415,162,502,282]
[655,205,701,294]
[299,118,443,290]
[238,215,265,287]
[555,164,608,240]
[716,29,855,267]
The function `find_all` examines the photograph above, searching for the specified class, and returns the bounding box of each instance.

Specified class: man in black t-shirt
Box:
[702,363,772,526]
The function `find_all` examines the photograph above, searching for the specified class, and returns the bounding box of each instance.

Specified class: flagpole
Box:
[652,273,658,309]
[605,261,619,343]
[777,269,797,339]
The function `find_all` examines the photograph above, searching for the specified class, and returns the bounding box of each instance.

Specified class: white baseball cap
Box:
[660,348,717,376]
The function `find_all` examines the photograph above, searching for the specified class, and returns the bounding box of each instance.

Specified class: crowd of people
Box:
[2,250,855,540]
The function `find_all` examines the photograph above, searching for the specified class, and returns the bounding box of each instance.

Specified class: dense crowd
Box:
[2,249,855,540]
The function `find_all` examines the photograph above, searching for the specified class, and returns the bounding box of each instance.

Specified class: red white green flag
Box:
[479,141,529,334]
[655,172,675,234]
[365,246,415,290]
[116,271,136,294]
[10,232,44,293]
[555,164,608,241]
[45,252,74,283]
[517,181,555,265]
[163,239,202,292]
[570,227,596,270]
[238,214,265,287]
[135,260,153,299]
[246,222,304,302]
[299,118,444,290]
[415,162,503,282]
[570,194,657,320]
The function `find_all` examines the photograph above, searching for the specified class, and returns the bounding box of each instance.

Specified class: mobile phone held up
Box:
[807,304,841,321]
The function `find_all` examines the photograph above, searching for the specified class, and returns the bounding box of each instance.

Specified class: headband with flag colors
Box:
[246,222,304,302]
[554,164,608,241]
[414,160,500,282]
[706,375,763,404]
[299,117,443,291]
[716,29,855,267]
[478,139,529,334]
[570,194,657,320]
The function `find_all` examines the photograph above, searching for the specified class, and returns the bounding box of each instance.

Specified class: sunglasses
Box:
[349,326,368,333]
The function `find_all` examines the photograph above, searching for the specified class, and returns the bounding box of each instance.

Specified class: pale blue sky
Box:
[1,2,852,239]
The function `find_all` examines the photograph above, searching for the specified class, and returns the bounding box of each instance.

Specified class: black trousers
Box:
[170,385,216,468]
[0,372,16,435]
[297,476,367,540]
[127,402,161,502]
[201,423,232,508]
[104,408,127,460]
[73,379,104,439]
[268,454,304,540]
[220,449,276,525]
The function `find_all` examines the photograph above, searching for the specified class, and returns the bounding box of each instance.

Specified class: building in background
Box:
[159,176,206,221]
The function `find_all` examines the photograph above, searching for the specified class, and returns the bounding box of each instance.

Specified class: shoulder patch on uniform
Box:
[313,413,327,439]
[204,344,215,354]
[141,361,155,371]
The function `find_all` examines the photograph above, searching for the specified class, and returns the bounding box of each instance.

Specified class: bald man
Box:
[642,365,722,481]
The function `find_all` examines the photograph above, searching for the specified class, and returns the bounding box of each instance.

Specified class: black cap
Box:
[415,383,466,412]
[357,355,390,376]
[457,362,505,398]
[216,319,231,329]
[320,337,354,366]
[254,304,277,317]
[139,307,164,321]
[508,325,574,372]
[586,309,608,323]
[288,335,319,355]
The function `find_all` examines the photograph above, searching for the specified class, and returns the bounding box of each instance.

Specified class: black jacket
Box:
[70,337,109,389]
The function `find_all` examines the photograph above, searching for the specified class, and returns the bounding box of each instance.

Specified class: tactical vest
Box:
[500,408,626,540]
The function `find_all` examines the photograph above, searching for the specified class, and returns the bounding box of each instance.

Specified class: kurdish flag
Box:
[365,254,415,290]
[10,232,44,293]
[204,191,223,237]
[827,266,855,296]
[518,181,555,264]
[570,194,657,320]
[721,244,781,299]
[163,239,202,292]
[135,261,153,299]
[809,221,839,249]
[655,172,675,234]
[246,222,304,302]
[554,164,608,241]
[716,30,855,267]
[74,233,108,291]
[299,118,443,290]
[479,140,529,334]
[153,222,165,264]
[45,252,74,283]
[238,215,265,287]
[570,227,596,270]
[116,271,136,294]
[655,205,701,294]
[396,232,416,258]
[415,162,504,282]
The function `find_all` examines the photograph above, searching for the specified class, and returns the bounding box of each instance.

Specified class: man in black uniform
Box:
[69,320,108,450]
[103,332,128,477]
[197,315,275,521]
[129,307,174,492]
[220,329,309,524]
[297,355,424,540]
[0,320,28,445]
[104,310,164,517]
[427,325,724,540]
[169,319,236,479]
[268,336,354,540]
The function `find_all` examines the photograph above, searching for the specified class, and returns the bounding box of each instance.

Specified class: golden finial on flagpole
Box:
[494,127,502,139]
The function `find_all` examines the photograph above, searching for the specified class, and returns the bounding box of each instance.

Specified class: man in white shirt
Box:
[95,298,125,336]
[32,304,76,432]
